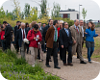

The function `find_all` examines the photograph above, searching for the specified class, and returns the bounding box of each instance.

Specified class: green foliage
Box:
[53,17,74,27]
[24,3,30,18]
[51,2,61,18]
[40,0,48,17]
[82,8,87,21]
[0,50,61,80]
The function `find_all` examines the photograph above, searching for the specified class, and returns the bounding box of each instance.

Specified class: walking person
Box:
[15,23,28,59]
[69,19,86,64]
[14,21,21,52]
[85,22,100,63]
[0,25,6,51]
[59,22,73,66]
[27,24,42,67]
[45,20,60,69]
[3,21,13,50]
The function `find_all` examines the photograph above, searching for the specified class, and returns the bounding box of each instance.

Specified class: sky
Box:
[1,0,100,20]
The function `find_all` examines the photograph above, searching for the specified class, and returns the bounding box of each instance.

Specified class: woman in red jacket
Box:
[0,25,5,51]
[27,24,42,67]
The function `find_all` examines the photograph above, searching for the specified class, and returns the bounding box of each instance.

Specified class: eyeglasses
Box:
[65,24,68,25]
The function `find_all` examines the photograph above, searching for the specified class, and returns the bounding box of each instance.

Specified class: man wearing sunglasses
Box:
[59,22,73,66]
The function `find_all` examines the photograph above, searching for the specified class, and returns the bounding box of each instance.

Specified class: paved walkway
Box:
[25,53,100,80]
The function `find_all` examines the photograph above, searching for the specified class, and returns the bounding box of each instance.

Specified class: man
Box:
[3,21,13,50]
[43,19,53,42]
[43,19,53,61]
[79,20,86,47]
[42,23,46,28]
[29,23,32,30]
[59,22,73,66]
[14,21,21,52]
[16,23,28,59]
[69,19,86,64]
[57,20,64,60]
[45,20,60,69]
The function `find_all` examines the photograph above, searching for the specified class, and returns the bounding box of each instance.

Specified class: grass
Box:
[0,49,61,80]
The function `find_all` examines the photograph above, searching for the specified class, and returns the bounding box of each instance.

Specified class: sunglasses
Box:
[65,24,68,25]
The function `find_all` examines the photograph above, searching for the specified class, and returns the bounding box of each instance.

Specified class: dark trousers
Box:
[5,38,11,50]
[15,41,19,52]
[38,49,40,59]
[42,42,46,52]
[46,42,58,67]
[1,40,6,51]
[61,45,72,64]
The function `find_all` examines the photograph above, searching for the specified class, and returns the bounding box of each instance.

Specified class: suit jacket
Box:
[16,28,28,47]
[5,25,13,39]
[59,28,73,48]
[14,25,19,37]
[69,25,82,44]
[43,24,50,40]
[45,25,55,48]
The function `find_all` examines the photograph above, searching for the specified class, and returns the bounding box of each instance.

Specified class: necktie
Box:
[76,26,79,34]
[55,29,57,42]
[23,30,25,39]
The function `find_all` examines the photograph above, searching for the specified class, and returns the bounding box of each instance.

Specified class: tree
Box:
[40,0,48,18]
[24,3,30,18]
[11,0,21,20]
[82,8,87,22]
[28,7,38,22]
[51,2,60,18]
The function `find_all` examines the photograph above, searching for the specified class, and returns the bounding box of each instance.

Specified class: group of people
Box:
[0,19,99,69]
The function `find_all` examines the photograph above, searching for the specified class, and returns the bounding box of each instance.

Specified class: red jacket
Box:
[57,27,61,38]
[27,30,42,48]
[0,30,5,40]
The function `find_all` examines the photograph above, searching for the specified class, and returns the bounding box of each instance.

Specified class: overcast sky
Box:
[1,0,100,20]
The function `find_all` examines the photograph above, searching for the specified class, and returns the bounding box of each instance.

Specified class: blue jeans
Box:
[87,47,94,62]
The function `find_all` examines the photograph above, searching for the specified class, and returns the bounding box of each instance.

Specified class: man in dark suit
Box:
[16,23,28,59]
[3,21,13,50]
[45,20,60,69]
[14,21,21,52]
[43,19,53,61]
[59,22,73,66]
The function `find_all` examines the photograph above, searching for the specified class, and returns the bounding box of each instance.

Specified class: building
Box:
[59,9,79,20]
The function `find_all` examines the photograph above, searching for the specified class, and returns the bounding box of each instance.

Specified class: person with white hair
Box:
[15,23,28,59]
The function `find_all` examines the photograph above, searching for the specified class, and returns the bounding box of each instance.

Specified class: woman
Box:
[0,25,5,51]
[27,24,42,67]
[85,22,99,63]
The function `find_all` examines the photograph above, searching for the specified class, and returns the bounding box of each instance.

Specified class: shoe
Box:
[46,64,51,67]
[89,61,92,63]
[80,61,87,64]
[63,63,67,66]
[49,59,52,62]
[54,66,61,69]
[67,63,73,66]
[32,64,35,67]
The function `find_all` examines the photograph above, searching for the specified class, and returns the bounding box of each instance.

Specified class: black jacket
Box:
[42,24,50,41]
[14,25,19,37]
[15,28,28,47]
[5,25,13,39]
[59,28,73,48]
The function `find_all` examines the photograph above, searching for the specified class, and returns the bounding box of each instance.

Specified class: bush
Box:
[0,50,61,80]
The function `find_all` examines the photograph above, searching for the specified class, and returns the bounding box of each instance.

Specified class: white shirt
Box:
[21,28,26,40]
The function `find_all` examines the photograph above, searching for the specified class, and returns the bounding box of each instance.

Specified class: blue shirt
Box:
[64,28,69,36]
[85,28,98,42]
[74,24,79,32]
